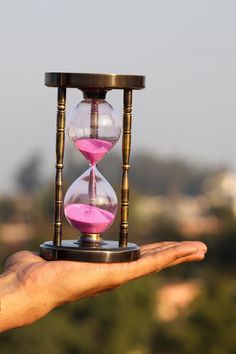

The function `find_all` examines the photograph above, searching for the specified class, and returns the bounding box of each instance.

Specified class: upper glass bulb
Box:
[67,98,121,165]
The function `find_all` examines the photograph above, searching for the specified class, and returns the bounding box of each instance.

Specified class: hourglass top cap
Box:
[45,72,145,90]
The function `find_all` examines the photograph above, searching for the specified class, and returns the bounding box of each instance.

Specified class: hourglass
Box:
[40,73,145,262]
[64,97,120,239]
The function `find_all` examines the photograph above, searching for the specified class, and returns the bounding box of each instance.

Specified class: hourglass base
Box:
[40,240,140,263]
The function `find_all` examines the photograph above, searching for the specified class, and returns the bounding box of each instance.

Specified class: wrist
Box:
[0,270,52,332]
[0,272,19,331]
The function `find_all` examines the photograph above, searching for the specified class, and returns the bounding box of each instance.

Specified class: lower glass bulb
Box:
[64,167,118,234]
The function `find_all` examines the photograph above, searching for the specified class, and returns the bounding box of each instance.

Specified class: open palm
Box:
[1,241,206,332]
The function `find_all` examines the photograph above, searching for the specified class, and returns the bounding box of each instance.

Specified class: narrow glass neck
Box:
[89,165,96,206]
[82,89,107,99]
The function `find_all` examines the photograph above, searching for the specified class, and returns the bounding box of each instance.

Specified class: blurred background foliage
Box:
[0,152,236,354]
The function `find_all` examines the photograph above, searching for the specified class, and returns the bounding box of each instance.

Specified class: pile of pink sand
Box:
[65,203,115,233]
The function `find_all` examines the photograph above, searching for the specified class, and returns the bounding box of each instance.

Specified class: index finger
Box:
[121,243,200,283]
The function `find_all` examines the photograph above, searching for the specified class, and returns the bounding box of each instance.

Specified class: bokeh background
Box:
[1,1,236,353]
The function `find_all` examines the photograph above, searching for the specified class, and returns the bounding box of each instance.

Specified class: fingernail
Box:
[200,251,205,259]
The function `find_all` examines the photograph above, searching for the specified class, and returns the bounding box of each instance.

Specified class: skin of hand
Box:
[0,241,207,332]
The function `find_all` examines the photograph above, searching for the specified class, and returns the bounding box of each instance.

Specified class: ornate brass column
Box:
[119,89,132,247]
[53,87,67,246]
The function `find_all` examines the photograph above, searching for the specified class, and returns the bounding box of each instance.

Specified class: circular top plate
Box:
[45,72,145,90]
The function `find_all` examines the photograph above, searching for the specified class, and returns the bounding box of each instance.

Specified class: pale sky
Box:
[0,0,236,191]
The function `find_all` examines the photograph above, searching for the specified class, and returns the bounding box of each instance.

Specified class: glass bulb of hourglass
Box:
[67,98,121,165]
[64,167,118,234]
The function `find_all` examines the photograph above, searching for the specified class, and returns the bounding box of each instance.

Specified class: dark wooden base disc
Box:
[40,240,140,263]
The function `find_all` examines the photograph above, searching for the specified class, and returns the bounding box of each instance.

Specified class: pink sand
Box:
[75,138,113,165]
[65,203,115,233]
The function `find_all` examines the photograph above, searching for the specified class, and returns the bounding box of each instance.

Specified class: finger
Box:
[141,241,207,254]
[140,243,206,263]
[179,241,207,253]
[141,243,180,256]
[140,241,207,258]
[166,250,206,268]
[140,242,179,255]
[140,241,179,252]
[122,244,200,282]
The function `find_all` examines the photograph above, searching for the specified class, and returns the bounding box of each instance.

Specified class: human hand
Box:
[0,241,207,332]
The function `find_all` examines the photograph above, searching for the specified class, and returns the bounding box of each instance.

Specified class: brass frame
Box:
[40,72,145,263]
